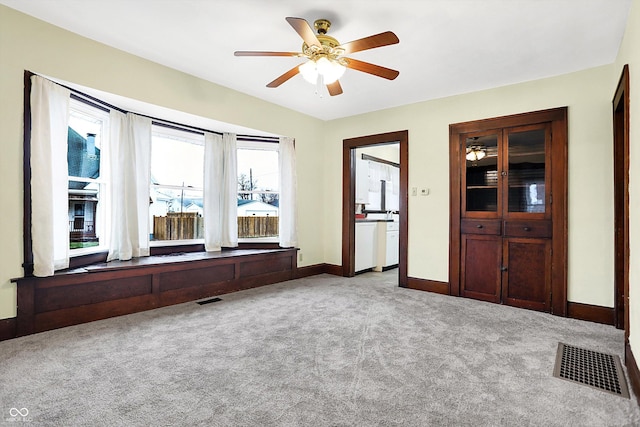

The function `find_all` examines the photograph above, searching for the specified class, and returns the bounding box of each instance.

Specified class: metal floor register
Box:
[553,342,630,398]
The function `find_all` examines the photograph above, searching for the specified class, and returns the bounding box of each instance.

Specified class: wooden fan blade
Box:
[327,80,343,96]
[338,31,399,54]
[344,58,399,80]
[286,17,321,47]
[235,51,300,57]
[266,64,302,88]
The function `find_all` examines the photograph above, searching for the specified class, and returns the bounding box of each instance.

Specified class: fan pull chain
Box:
[316,74,324,98]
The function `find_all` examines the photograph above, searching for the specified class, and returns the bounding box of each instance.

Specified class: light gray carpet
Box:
[1,271,638,426]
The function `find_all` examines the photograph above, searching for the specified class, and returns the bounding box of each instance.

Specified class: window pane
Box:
[508,129,546,213]
[68,180,100,250]
[237,147,279,239]
[465,135,498,212]
[150,187,204,241]
[151,133,204,188]
[237,148,279,192]
[68,111,102,179]
[68,103,106,252]
[238,193,279,238]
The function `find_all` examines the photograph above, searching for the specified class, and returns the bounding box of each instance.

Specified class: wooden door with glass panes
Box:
[459,123,552,312]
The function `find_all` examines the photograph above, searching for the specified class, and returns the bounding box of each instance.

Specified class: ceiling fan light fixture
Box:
[299,60,318,84]
[236,17,399,96]
[466,146,487,161]
[299,57,346,85]
[316,57,346,84]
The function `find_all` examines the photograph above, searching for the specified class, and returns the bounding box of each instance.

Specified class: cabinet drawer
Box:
[386,222,399,232]
[461,219,502,235]
[504,220,551,238]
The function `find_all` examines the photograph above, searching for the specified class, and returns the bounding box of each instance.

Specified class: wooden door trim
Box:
[449,107,568,315]
[613,64,630,338]
[342,131,408,287]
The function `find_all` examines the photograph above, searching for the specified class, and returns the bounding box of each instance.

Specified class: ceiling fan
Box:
[234,17,400,96]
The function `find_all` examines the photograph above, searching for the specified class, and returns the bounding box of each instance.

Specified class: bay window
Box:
[24,72,293,276]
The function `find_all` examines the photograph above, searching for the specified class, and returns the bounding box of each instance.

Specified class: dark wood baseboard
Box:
[323,264,343,276]
[567,301,614,325]
[294,264,326,279]
[626,342,640,405]
[0,317,16,341]
[405,277,449,295]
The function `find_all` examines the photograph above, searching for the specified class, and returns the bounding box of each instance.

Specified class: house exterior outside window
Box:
[67,99,110,253]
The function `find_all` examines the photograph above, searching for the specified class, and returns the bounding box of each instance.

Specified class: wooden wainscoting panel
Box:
[0,318,16,341]
[159,268,294,307]
[159,264,235,292]
[239,254,293,277]
[35,275,153,313]
[14,249,297,338]
[35,294,158,332]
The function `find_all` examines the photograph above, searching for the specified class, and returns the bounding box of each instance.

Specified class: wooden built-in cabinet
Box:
[450,108,567,315]
[14,249,298,336]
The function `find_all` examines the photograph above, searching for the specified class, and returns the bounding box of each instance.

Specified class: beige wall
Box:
[0,5,326,319]
[323,64,616,308]
[615,0,640,358]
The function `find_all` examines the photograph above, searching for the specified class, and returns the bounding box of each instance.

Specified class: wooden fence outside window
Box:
[153,213,278,240]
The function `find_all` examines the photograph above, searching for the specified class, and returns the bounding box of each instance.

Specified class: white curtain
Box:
[30,75,71,277]
[278,136,297,248]
[203,132,237,250]
[221,133,238,248]
[107,111,152,261]
[203,132,223,251]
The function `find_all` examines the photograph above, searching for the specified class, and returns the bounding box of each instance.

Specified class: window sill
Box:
[150,239,204,247]
[70,246,108,257]
[57,239,283,272]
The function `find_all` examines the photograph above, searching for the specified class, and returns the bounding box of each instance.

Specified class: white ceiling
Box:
[1,0,632,121]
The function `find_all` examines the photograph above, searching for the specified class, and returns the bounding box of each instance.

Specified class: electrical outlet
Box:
[298,252,303,262]
[411,187,418,196]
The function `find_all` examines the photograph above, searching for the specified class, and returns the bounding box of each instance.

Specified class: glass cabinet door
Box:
[505,127,547,214]
[465,134,499,213]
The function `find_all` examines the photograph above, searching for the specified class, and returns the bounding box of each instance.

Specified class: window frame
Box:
[67,98,111,257]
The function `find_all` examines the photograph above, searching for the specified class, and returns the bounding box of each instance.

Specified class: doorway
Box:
[342,131,408,286]
[613,65,630,338]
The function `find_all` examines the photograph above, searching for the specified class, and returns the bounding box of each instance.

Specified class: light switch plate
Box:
[411,187,417,196]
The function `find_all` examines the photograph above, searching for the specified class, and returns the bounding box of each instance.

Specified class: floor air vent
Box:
[197,297,222,305]
[553,342,629,398]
